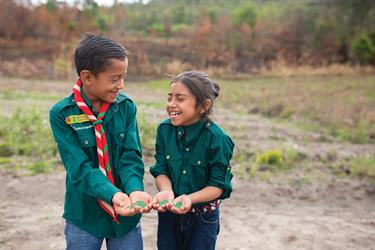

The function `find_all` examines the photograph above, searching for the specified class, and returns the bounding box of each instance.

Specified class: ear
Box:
[201,99,212,114]
[79,70,94,86]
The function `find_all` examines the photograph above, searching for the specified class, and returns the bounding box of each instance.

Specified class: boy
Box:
[49,34,152,250]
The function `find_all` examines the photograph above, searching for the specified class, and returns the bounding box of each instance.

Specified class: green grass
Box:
[0,90,61,101]
[219,76,375,143]
[330,156,375,180]
[347,156,375,178]
[0,108,58,175]
[143,79,170,92]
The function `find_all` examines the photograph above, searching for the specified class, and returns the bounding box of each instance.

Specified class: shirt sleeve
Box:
[117,102,145,195]
[49,108,120,205]
[207,133,235,199]
[149,125,170,178]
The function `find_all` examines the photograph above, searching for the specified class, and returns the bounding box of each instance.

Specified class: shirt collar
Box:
[176,118,208,148]
[81,90,97,115]
[79,90,120,125]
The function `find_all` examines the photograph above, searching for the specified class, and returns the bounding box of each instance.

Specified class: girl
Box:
[150,71,234,250]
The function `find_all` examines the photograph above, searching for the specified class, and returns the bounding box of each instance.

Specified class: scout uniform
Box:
[49,91,144,238]
[150,118,234,208]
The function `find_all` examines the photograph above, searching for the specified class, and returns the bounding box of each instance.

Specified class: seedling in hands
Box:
[174,201,182,209]
[135,200,147,208]
[159,199,169,206]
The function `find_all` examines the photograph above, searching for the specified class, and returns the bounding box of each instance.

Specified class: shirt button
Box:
[84,140,89,145]
[166,155,170,160]
[206,123,211,126]
[178,131,182,135]
[227,167,231,171]
[182,170,187,174]
[197,161,201,165]
[120,133,125,138]
[186,148,190,152]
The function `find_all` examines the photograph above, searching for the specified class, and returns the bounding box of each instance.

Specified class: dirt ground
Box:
[1,78,375,249]
[1,168,375,250]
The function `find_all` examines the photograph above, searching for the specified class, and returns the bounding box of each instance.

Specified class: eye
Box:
[111,77,120,83]
[167,96,172,102]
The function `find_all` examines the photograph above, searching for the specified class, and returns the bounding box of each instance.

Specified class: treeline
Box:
[0,0,374,78]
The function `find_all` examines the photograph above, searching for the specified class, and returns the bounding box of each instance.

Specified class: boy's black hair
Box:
[170,71,220,117]
[74,33,128,76]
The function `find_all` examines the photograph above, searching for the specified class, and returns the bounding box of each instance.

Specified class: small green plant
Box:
[351,34,375,64]
[256,149,283,169]
[173,201,182,209]
[347,156,375,178]
[253,147,305,172]
[159,199,169,206]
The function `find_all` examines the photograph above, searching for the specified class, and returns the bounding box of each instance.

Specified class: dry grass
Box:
[219,75,375,143]
[260,62,375,78]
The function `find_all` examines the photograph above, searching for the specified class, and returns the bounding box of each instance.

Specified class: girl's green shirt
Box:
[49,92,143,238]
[150,118,234,205]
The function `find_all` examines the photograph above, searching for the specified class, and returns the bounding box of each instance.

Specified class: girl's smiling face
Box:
[166,81,204,126]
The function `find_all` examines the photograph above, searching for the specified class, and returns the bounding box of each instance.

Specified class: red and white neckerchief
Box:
[72,79,119,224]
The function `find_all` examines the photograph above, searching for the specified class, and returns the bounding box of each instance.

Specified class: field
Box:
[0,75,374,249]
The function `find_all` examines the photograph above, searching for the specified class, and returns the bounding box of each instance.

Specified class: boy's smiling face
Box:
[166,81,204,126]
[81,58,128,108]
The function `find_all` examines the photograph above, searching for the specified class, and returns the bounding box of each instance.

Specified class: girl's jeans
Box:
[65,221,143,250]
[157,208,220,250]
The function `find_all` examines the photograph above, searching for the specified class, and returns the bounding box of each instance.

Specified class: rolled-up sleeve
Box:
[207,134,235,199]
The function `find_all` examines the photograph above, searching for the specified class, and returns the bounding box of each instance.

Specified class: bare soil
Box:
[0,78,374,250]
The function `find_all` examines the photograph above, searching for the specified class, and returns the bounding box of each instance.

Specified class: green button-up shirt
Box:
[49,91,144,238]
[149,118,234,205]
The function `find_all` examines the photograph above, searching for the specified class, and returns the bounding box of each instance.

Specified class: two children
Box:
[50,34,234,250]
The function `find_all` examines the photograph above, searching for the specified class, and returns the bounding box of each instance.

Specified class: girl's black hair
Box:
[74,33,128,76]
[170,71,220,117]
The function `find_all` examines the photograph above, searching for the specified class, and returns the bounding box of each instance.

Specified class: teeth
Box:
[171,112,179,115]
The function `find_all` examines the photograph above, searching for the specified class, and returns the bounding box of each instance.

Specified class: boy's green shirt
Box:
[149,118,234,204]
[49,92,144,238]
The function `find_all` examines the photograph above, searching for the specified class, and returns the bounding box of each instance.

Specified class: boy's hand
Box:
[169,195,192,215]
[152,190,175,212]
[129,191,153,213]
[112,192,137,216]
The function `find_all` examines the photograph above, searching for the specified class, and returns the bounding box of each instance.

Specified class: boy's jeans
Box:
[157,208,220,250]
[65,221,143,250]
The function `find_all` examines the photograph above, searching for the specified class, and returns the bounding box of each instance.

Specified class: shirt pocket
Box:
[188,155,209,189]
[165,153,183,181]
[111,129,126,147]
[73,125,96,148]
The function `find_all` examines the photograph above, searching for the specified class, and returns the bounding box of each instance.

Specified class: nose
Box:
[116,78,124,90]
[167,99,177,109]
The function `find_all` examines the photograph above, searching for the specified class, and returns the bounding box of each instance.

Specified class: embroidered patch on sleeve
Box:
[65,114,90,124]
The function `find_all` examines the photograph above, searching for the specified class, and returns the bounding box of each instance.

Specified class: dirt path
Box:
[1,168,375,250]
[1,78,375,249]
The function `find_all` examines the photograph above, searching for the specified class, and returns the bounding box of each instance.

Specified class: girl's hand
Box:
[152,190,175,212]
[169,195,192,215]
[129,191,153,213]
[112,192,137,216]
